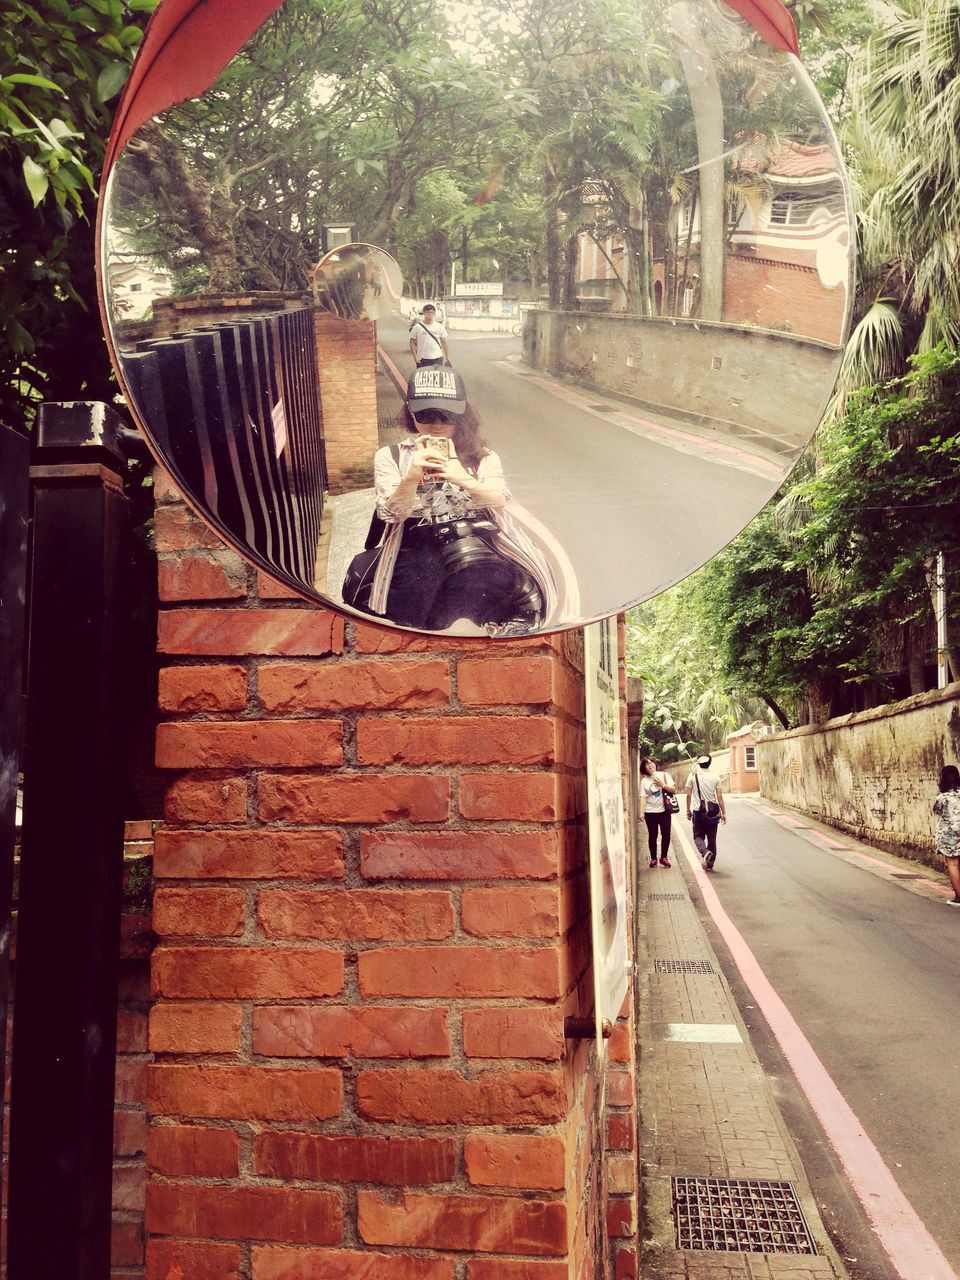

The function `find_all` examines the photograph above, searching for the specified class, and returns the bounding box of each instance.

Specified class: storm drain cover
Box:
[672,1177,817,1254]
[649,893,686,901]
[654,958,714,974]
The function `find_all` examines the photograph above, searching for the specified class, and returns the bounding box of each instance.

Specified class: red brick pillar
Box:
[314,313,379,492]
[146,475,638,1279]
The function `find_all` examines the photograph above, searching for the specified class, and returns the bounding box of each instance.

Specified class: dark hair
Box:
[639,756,655,777]
[403,401,488,472]
[939,764,960,792]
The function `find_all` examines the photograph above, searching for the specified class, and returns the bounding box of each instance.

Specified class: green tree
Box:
[836,0,960,398]
[791,346,960,688]
[1,0,156,430]
[626,581,773,760]
[110,0,514,295]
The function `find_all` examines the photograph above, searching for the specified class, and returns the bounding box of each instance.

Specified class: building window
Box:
[770,191,845,226]
[744,745,757,771]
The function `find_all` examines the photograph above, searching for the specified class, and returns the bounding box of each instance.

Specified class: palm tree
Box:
[834,0,960,401]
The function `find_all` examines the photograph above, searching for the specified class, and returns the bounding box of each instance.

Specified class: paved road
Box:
[378,317,781,621]
[683,798,960,1279]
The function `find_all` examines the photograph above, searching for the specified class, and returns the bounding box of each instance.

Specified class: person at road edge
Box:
[934,763,960,905]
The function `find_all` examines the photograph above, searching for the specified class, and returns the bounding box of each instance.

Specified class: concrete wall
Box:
[524,311,841,452]
[757,682,960,867]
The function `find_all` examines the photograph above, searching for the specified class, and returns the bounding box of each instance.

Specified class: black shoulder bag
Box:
[694,772,722,825]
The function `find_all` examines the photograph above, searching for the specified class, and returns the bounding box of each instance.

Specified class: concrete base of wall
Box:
[757,682,960,868]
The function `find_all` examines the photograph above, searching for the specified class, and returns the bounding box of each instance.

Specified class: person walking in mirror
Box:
[364,366,549,632]
[933,764,960,905]
[409,303,451,367]
[687,753,727,870]
[638,756,677,868]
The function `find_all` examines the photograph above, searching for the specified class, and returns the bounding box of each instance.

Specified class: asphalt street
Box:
[680,797,960,1280]
[379,317,781,621]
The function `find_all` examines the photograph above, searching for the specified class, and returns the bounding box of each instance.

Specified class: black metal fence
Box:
[122,306,326,587]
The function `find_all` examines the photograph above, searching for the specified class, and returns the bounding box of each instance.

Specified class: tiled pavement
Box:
[636,818,849,1280]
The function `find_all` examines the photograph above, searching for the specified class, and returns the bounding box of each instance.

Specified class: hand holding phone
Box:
[421,435,451,458]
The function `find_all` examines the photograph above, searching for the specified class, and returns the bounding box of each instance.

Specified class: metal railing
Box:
[122,306,326,587]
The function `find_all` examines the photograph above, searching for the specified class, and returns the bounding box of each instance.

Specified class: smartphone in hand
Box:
[421,435,450,458]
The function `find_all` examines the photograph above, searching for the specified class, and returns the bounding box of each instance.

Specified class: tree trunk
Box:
[544,165,562,310]
[673,6,725,321]
[138,123,242,293]
[760,693,791,730]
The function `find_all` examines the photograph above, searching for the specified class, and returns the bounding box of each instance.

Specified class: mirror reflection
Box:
[100,0,852,635]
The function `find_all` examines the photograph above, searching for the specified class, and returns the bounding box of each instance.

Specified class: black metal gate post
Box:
[8,403,130,1280]
[0,422,29,1171]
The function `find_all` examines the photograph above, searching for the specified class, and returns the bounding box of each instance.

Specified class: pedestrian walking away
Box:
[933,763,960,905]
[638,755,677,868]
[686,753,726,869]
[409,303,450,367]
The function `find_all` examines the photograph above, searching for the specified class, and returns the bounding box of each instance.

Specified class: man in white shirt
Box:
[686,753,727,870]
[409,304,451,367]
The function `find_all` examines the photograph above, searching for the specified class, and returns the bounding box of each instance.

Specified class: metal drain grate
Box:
[650,893,686,901]
[673,1177,817,1254]
[655,958,714,974]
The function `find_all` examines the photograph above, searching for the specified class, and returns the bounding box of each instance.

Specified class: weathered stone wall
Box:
[523,311,841,451]
[757,682,960,866]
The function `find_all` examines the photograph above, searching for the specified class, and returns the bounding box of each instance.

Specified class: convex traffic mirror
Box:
[99,0,853,637]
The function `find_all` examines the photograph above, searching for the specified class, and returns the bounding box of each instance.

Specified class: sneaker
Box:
[659,857,671,868]
[705,851,716,870]
[649,858,658,869]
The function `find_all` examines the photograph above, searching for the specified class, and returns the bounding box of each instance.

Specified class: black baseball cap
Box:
[407,365,467,415]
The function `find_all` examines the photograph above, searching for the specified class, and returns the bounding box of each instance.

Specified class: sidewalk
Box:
[635,812,850,1280]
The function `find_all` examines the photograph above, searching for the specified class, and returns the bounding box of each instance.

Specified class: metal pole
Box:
[936,550,948,689]
[0,423,29,1171]
[8,403,129,1280]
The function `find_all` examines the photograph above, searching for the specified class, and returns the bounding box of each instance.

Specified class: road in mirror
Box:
[100,0,852,636]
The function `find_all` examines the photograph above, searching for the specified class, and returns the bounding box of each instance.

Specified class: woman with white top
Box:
[638,755,677,868]
[366,373,548,632]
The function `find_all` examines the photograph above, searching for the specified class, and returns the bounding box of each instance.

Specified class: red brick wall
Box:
[725,256,846,344]
[146,475,638,1279]
[314,314,379,493]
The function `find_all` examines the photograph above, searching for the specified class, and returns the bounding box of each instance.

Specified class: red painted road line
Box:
[808,834,850,850]
[680,835,958,1280]
[377,345,407,396]
[809,837,955,899]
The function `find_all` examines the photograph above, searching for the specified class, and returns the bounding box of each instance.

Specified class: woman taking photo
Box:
[638,756,677,869]
[365,367,549,633]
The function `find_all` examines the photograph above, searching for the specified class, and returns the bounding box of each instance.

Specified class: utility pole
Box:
[935,550,949,688]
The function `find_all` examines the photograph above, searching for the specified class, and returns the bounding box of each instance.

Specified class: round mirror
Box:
[99,0,853,637]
